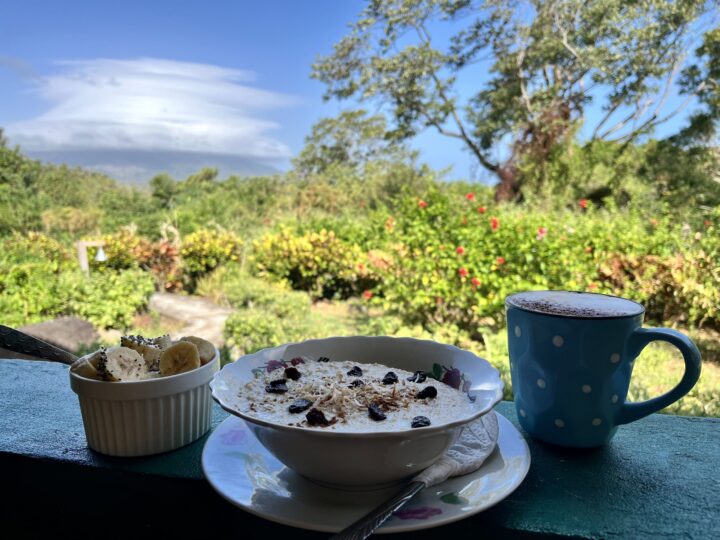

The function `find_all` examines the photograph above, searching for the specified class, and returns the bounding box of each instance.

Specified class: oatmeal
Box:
[235,357,476,431]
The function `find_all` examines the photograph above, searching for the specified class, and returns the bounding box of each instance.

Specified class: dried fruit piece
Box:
[266,379,288,393]
[288,399,313,414]
[306,408,329,426]
[348,379,365,388]
[407,371,427,383]
[368,403,387,421]
[284,367,301,381]
[411,416,431,428]
[382,372,398,385]
[317,356,330,363]
[416,386,438,400]
[347,366,363,377]
[290,357,305,366]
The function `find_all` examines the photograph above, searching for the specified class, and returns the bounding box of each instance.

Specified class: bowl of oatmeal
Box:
[210,336,503,488]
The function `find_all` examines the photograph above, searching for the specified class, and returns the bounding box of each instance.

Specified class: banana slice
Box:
[159,341,201,376]
[121,334,163,370]
[70,350,104,380]
[98,346,148,381]
[152,334,173,350]
[179,336,216,365]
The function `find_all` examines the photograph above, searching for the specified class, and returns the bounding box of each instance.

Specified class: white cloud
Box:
[6,58,297,159]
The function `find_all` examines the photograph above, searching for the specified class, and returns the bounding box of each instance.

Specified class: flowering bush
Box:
[253,226,380,299]
[180,229,243,287]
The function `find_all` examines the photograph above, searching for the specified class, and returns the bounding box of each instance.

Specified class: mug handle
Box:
[616,328,702,425]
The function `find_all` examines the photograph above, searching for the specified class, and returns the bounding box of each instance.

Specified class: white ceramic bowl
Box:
[211,336,503,489]
[69,349,220,456]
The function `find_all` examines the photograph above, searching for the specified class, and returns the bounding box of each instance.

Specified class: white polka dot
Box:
[554,419,565,428]
[592,418,602,426]
[537,378,546,389]
[611,394,619,403]
[552,335,564,347]
[514,325,522,337]
[610,353,621,363]
[582,385,592,394]
[520,409,526,418]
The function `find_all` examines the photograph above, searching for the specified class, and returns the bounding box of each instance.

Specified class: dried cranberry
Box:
[348,379,365,388]
[411,416,431,428]
[288,399,312,414]
[347,366,363,377]
[368,403,386,421]
[416,386,438,399]
[382,372,398,385]
[284,367,301,381]
[290,356,305,366]
[317,356,330,362]
[407,371,427,383]
[306,408,329,426]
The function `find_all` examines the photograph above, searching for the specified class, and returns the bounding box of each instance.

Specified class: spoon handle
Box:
[331,481,425,540]
[0,325,78,365]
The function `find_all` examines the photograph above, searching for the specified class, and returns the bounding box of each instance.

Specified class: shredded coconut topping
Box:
[235,359,475,432]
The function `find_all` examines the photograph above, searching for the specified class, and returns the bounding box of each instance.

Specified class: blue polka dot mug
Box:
[506,291,702,447]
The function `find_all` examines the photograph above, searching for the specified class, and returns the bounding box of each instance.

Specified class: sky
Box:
[0,0,707,184]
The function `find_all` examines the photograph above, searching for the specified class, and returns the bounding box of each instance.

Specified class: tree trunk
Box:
[494,160,521,202]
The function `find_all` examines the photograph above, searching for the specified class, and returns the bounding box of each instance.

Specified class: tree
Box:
[313,0,718,200]
[150,173,178,209]
[292,109,416,177]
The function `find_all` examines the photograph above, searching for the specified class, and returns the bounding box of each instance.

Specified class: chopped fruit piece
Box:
[416,386,438,399]
[306,408,329,426]
[411,416,431,428]
[284,367,301,380]
[288,399,313,414]
[266,379,288,393]
[368,403,387,421]
[347,366,363,377]
[407,371,427,383]
[348,379,365,388]
[382,372,398,385]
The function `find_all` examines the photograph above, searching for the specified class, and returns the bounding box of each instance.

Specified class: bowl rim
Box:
[211,335,504,439]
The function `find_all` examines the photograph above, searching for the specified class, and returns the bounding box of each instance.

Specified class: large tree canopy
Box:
[313,0,719,200]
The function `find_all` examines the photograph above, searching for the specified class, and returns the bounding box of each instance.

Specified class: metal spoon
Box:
[0,324,79,365]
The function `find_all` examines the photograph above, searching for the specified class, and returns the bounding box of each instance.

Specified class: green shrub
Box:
[61,269,156,329]
[181,229,243,286]
[253,226,379,299]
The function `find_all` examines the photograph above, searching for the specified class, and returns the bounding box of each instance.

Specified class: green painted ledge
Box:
[1,359,718,539]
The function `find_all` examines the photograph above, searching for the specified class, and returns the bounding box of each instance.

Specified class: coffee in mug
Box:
[506,290,701,447]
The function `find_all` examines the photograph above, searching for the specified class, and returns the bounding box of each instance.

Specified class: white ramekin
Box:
[69,350,220,456]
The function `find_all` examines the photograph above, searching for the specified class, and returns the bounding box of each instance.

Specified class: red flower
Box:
[490,217,500,230]
[471,277,481,287]
[458,267,469,278]
[477,206,487,214]
[496,256,506,265]
[456,246,465,255]
[579,199,588,209]
[418,200,428,208]
[357,263,365,271]
[588,283,598,290]
[466,192,476,201]
[536,226,547,240]
[362,290,373,300]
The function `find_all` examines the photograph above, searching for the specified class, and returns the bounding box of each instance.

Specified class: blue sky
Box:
[0,0,705,183]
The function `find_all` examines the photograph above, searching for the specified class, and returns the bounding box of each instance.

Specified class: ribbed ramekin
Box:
[69,350,219,456]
